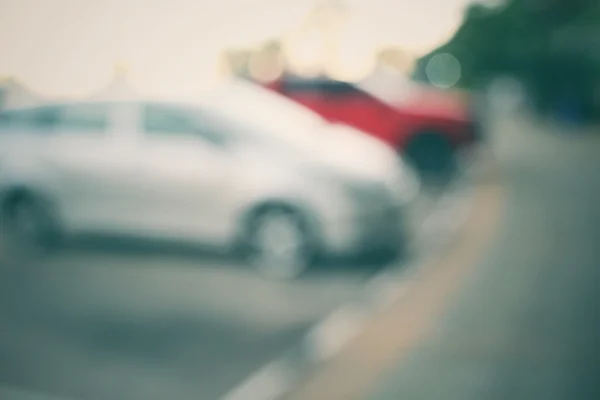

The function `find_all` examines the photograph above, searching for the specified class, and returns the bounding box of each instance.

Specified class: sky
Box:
[0,0,475,97]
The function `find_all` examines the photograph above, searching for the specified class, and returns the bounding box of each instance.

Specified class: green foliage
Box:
[416,0,599,87]
[416,0,600,120]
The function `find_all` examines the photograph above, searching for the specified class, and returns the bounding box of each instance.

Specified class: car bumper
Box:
[318,201,413,261]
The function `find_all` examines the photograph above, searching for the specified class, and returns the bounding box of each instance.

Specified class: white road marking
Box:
[222,361,294,400]
[306,305,369,362]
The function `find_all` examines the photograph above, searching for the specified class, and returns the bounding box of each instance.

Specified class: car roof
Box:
[0,79,270,114]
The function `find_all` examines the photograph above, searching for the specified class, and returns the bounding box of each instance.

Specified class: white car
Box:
[0,81,420,278]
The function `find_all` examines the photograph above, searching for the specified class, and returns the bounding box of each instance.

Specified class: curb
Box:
[222,163,479,400]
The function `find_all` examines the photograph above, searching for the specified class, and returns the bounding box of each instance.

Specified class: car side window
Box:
[320,80,357,96]
[0,106,60,131]
[281,78,357,97]
[143,104,198,136]
[281,79,324,94]
[0,104,109,133]
[56,103,109,132]
[143,104,228,146]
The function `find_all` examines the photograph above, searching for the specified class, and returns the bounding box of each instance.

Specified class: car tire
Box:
[242,207,315,280]
[404,132,457,188]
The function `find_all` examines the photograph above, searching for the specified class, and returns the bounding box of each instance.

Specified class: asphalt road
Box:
[0,178,471,400]
[0,245,373,400]
[364,113,600,399]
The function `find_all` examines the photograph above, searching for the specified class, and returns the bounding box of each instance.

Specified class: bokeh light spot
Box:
[425,53,461,89]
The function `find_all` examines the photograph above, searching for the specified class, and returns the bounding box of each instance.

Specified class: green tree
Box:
[415,0,600,119]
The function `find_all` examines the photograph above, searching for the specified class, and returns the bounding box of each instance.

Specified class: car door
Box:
[134,103,233,243]
[44,102,142,233]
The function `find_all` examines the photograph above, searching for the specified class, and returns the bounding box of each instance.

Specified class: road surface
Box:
[0,178,471,400]
[283,111,600,400]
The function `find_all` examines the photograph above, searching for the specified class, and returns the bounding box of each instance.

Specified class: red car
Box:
[261,74,477,183]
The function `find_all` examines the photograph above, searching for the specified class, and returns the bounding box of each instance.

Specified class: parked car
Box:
[0,80,420,279]
[261,74,477,184]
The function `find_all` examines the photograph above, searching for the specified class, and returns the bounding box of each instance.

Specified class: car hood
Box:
[304,124,420,204]
[236,122,420,203]
[239,123,398,181]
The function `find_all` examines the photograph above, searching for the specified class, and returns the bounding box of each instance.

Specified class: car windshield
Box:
[201,80,327,150]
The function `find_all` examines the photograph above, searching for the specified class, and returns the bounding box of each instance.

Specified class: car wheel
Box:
[3,194,60,258]
[404,132,457,188]
[244,209,314,280]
